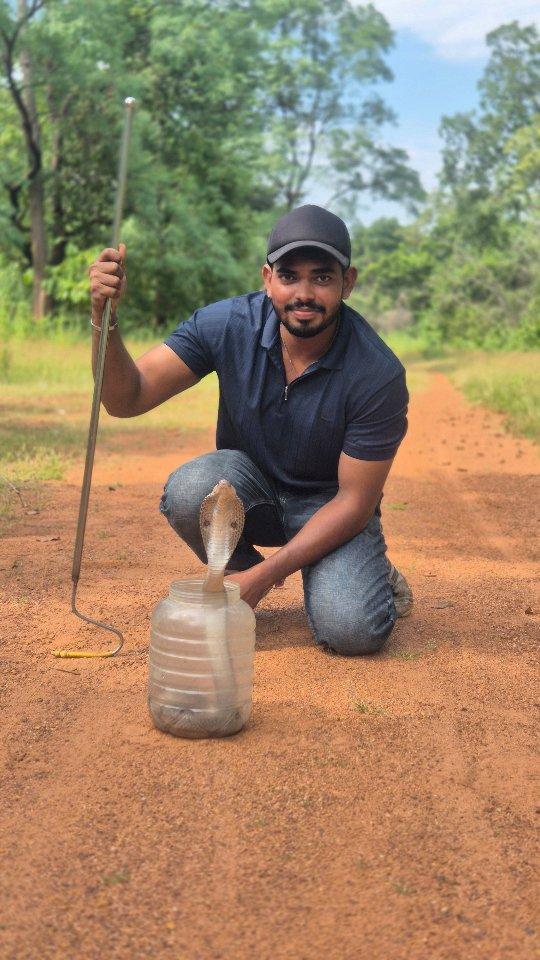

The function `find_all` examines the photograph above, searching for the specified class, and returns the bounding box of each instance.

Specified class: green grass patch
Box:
[102,870,131,886]
[0,328,435,499]
[0,337,219,514]
[392,881,416,896]
[382,336,539,443]
[2,336,537,526]
[381,331,437,394]
[383,330,442,364]
[437,351,539,442]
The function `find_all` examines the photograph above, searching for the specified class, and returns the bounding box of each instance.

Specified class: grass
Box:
[0,328,432,497]
[445,351,539,442]
[354,700,386,716]
[383,331,434,395]
[383,330,439,364]
[0,337,219,482]
[0,335,219,525]
[1,332,538,525]
[384,334,539,443]
[102,870,131,886]
[388,643,437,661]
[392,881,416,896]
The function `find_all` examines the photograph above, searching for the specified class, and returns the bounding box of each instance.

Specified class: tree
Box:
[0,0,48,317]
[0,0,273,322]
[0,0,426,325]
[258,0,424,214]
[440,21,540,202]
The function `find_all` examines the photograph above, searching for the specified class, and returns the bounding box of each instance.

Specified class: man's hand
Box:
[89,243,127,322]
[223,456,394,608]
[223,565,275,610]
[228,455,395,598]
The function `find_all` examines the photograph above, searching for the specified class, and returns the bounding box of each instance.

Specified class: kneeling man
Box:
[88,205,412,656]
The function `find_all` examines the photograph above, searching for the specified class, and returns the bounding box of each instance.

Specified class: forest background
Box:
[0,0,538,469]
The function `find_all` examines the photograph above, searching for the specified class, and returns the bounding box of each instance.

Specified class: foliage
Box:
[0,0,422,325]
[446,351,540,441]
[354,21,540,350]
[0,7,538,349]
[0,336,219,500]
[258,0,424,212]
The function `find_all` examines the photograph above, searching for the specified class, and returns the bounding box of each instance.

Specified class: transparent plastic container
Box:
[148,579,256,739]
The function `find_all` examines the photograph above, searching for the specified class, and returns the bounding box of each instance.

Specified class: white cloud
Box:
[372,0,540,61]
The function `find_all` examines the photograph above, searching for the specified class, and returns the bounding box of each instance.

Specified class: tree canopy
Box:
[0,0,422,325]
[353,21,540,348]
[0,5,537,348]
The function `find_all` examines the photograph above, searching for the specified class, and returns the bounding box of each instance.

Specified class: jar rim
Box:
[168,578,241,605]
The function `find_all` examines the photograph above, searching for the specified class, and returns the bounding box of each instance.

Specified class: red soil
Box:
[0,373,538,959]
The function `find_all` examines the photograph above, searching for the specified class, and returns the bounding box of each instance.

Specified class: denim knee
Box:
[306,595,396,657]
[160,461,206,528]
[160,450,250,523]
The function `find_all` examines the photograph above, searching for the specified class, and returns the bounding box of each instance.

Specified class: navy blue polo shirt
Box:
[164,291,408,493]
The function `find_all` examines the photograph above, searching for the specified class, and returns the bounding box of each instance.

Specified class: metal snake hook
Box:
[53,97,136,659]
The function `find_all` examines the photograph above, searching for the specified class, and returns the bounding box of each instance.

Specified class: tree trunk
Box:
[18,0,49,319]
[49,99,68,267]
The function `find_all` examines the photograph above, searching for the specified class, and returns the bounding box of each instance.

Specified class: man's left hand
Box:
[223,565,275,609]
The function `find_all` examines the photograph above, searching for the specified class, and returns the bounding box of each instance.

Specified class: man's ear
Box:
[261,262,273,294]
[342,266,358,299]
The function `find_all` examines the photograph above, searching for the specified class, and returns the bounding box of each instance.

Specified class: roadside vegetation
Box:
[385,333,539,442]
[445,352,539,441]
[0,5,538,519]
[0,336,219,526]
[1,334,536,503]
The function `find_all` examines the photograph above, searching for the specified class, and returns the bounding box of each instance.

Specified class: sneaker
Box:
[388,562,413,618]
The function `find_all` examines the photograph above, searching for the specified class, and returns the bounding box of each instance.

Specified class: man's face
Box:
[262,249,357,339]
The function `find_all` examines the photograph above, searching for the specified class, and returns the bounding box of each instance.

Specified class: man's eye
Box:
[316,275,331,282]
[279,273,295,282]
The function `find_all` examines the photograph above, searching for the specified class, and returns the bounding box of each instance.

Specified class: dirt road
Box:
[1,373,538,960]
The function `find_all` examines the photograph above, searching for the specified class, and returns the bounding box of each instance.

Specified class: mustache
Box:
[285,300,325,313]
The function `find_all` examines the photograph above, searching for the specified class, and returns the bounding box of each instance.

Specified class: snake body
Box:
[150,480,247,739]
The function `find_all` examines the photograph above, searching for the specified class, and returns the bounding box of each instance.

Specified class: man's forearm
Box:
[258,492,376,588]
[91,312,141,417]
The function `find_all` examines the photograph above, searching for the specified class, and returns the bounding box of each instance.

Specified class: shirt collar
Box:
[261,296,348,370]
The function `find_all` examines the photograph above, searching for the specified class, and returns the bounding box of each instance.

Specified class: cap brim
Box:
[267,240,350,268]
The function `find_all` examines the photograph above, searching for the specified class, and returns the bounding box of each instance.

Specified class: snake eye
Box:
[202,520,210,527]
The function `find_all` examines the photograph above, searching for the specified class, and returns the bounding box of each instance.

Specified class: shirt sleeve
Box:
[342,370,409,461]
[163,309,215,378]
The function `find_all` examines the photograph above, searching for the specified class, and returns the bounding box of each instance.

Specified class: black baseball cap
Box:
[267,204,351,268]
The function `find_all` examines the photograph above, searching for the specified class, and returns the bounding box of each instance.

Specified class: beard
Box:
[275,301,341,339]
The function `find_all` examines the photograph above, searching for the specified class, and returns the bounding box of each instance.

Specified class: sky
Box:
[310,1,539,224]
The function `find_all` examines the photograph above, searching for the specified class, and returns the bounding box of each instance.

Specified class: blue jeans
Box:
[159,449,396,656]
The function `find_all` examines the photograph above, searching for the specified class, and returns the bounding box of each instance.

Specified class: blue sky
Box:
[308,1,539,224]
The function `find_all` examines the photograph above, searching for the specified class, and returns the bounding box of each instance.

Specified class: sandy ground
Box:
[0,373,538,960]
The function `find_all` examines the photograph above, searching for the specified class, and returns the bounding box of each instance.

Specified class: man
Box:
[88,204,412,656]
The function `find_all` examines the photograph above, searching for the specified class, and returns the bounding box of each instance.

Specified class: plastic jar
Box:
[148,579,256,739]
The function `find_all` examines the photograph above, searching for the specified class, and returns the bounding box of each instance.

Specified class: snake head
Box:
[199,480,246,587]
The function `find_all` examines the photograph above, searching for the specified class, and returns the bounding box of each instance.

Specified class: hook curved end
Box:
[52,582,125,659]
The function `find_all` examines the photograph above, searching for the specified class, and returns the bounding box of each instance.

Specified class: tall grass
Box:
[0,336,219,503]
[1,332,537,525]
[447,352,539,442]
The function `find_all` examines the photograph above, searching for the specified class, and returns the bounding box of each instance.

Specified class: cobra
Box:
[200,479,245,591]
[152,480,247,738]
